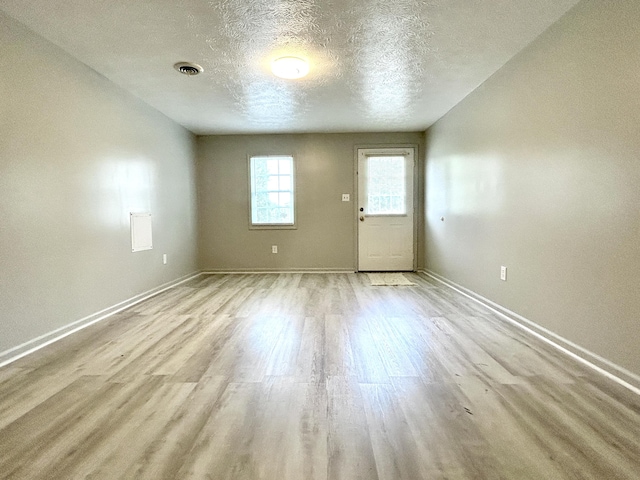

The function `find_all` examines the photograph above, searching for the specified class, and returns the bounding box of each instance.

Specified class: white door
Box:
[357,148,414,271]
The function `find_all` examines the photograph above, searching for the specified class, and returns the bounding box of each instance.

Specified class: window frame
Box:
[248,154,297,230]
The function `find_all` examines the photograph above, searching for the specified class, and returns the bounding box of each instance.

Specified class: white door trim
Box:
[354,145,419,272]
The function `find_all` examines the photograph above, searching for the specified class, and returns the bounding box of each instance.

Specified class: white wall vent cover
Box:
[130,212,152,252]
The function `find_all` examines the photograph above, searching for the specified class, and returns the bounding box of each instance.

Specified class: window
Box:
[366,155,407,215]
[250,155,295,227]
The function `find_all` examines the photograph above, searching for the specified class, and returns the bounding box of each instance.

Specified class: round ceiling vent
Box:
[174,62,203,76]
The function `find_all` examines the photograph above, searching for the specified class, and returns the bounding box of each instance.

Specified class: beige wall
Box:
[424,0,640,376]
[0,12,198,354]
[198,133,423,271]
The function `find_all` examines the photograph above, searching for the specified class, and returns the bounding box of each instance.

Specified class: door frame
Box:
[353,144,419,272]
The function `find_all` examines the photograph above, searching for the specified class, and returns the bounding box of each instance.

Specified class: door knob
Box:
[360,216,365,222]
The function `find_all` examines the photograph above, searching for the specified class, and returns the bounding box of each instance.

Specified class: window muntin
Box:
[250,155,295,226]
[366,155,406,215]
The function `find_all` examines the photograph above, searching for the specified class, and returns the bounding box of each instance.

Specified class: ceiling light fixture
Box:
[174,62,203,76]
[271,56,309,79]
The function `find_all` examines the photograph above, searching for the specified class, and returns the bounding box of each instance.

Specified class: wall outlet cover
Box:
[500,266,507,281]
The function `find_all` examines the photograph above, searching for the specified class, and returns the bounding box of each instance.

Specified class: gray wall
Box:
[424,0,640,376]
[198,133,423,271]
[0,12,198,353]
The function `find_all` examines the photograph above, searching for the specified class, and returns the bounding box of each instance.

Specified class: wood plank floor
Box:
[1,272,639,479]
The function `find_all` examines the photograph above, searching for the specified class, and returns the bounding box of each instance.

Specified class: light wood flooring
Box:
[1,273,639,479]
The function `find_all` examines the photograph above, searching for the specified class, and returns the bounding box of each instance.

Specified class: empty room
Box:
[1,0,639,478]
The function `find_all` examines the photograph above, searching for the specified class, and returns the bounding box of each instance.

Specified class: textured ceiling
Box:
[0,0,581,135]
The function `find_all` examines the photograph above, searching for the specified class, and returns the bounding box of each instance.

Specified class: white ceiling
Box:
[0,0,581,135]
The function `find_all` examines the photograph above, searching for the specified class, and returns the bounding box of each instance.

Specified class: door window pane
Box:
[367,156,406,215]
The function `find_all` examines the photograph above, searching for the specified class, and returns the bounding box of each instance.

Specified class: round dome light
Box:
[271,56,309,79]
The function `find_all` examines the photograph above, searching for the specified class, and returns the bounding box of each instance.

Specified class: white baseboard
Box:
[201,268,355,274]
[0,271,202,369]
[419,269,640,396]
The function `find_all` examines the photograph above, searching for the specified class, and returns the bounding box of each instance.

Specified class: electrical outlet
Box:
[163,253,167,265]
[342,194,350,202]
[272,245,278,254]
[500,266,507,281]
